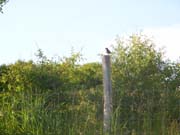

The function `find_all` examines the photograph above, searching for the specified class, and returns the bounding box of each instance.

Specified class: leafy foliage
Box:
[0,34,180,134]
[111,34,180,134]
[0,0,8,13]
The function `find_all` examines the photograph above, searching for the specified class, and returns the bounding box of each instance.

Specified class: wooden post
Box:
[102,54,112,134]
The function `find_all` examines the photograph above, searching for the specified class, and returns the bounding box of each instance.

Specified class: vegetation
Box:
[0,0,8,13]
[0,34,180,135]
[0,0,7,5]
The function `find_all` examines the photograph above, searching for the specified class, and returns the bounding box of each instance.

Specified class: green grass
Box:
[0,89,179,135]
[0,89,102,135]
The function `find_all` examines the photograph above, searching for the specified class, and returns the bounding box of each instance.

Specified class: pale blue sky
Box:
[0,0,180,64]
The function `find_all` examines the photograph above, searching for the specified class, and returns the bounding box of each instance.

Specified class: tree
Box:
[111,33,180,133]
[0,0,8,13]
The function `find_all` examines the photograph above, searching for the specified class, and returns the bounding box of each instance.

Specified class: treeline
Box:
[0,34,180,135]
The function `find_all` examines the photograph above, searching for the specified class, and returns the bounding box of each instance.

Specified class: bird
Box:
[105,48,111,54]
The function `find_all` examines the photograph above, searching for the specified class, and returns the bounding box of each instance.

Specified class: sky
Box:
[0,0,180,64]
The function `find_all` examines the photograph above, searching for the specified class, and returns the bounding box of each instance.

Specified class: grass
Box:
[0,89,102,135]
[0,89,179,135]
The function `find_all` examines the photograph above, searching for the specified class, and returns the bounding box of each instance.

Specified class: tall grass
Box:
[0,88,103,135]
[0,88,179,135]
[110,89,180,135]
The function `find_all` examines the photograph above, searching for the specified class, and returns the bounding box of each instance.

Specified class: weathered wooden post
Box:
[102,54,112,134]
